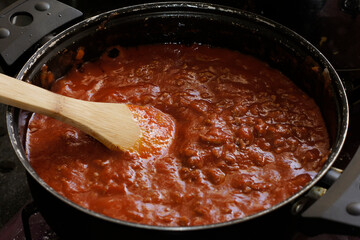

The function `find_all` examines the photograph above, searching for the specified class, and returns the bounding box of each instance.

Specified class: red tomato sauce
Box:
[25,44,330,226]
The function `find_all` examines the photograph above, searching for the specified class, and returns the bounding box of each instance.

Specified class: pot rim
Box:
[6,1,349,231]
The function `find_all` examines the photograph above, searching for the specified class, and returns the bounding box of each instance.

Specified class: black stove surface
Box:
[0,0,360,239]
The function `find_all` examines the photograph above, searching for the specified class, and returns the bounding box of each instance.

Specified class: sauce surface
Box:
[26,44,329,226]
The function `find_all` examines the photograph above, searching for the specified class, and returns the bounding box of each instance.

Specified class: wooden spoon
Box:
[0,73,171,152]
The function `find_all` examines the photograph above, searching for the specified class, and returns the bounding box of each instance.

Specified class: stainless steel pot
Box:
[3,1,354,238]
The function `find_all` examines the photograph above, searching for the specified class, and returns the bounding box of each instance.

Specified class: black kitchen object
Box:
[0,0,82,74]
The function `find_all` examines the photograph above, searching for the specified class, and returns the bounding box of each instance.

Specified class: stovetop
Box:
[0,0,360,239]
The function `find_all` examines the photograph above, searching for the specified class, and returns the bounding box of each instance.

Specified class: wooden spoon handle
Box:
[0,73,63,116]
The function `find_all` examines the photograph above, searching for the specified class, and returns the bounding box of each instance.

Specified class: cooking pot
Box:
[1,1,357,238]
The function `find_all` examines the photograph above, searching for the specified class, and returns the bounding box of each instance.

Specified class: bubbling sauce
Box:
[25,44,329,226]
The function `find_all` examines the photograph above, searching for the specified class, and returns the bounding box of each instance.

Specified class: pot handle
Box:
[0,0,82,73]
[302,145,360,227]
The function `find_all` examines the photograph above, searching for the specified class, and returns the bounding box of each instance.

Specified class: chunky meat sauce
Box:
[25,44,330,226]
